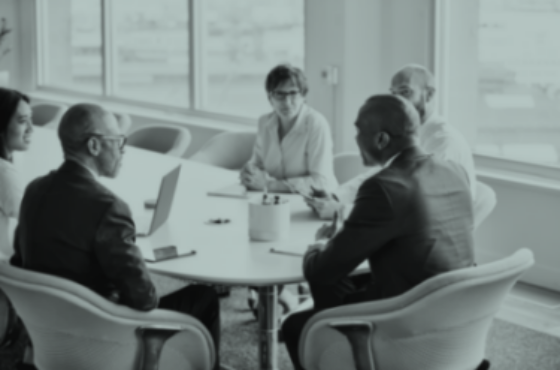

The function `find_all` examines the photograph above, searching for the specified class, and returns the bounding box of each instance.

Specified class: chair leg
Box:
[330,321,375,370]
[136,326,184,370]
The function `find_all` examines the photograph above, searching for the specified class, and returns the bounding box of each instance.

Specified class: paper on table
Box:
[207,183,248,199]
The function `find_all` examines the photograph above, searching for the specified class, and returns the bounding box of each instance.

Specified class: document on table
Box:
[207,183,248,199]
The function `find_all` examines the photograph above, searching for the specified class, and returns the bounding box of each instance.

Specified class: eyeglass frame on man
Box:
[85,134,127,150]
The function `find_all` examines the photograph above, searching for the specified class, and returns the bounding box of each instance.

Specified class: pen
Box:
[270,248,304,257]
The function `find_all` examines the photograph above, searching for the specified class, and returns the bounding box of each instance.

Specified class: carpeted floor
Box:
[2,286,560,370]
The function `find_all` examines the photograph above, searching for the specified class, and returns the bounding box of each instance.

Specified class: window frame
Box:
[32,0,307,126]
[433,0,560,181]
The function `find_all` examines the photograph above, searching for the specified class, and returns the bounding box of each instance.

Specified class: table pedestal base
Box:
[257,286,279,370]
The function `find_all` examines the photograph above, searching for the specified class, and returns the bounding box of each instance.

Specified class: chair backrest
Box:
[333,152,368,184]
[190,131,256,170]
[127,125,192,157]
[0,263,215,370]
[31,103,68,129]
[113,112,133,134]
[300,249,534,370]
[473,181,497,230]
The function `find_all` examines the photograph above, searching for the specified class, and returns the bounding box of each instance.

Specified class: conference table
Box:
[13,126,347,370]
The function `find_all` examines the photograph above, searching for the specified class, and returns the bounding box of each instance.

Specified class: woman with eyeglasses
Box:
[240,64,337,317]
[0,88,34,352]
[240,64,337,195]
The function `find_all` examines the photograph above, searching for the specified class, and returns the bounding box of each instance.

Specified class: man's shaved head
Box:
[390,64,437,122]
[357,94,420,138]
[58,103,117,157]
[391,64,435,91]
[354,94,420,166]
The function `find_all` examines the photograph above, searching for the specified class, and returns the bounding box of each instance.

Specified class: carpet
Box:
[2,286,560,370]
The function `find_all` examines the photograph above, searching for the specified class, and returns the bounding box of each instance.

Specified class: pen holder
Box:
[248,196,290,241]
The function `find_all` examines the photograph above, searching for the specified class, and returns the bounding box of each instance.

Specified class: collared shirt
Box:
[335,115,476,204]
[0,158,23,260]
[248,104,338,193]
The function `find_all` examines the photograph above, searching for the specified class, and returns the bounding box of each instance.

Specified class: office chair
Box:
[332,152,368,184]
[298,249,534,370]
[0,262,216,370]
[30,103,68,129]
[473,181,497,230]
[127,124,192,158]
[113,112,133,134]
[190,131,256,170]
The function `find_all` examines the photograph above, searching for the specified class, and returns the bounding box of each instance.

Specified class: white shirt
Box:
[335,115,476,204]
[248,104,338,193]
[0,158,23,260]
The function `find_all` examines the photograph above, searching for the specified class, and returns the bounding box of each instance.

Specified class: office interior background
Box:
[1,0,560,321]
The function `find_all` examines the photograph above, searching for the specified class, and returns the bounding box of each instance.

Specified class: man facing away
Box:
[307,63,476,220]
[10,104,222,369]
[281,94,475,370]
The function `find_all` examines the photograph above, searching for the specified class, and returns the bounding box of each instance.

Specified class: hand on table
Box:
[306,241,327,254]
[240,164,268,191]
[314,208,339,241]
[305,187,339,220]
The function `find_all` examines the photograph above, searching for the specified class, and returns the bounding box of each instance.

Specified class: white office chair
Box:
[127,124,192,158]
[31,103,68,129]
[190,131,257,170]
[113,112,133,134]
[0,262,216,370]
[333,152,368,184]
[473,181,497,230]
[298,248,534,370]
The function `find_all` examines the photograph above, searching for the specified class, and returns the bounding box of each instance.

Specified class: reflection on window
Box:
[113,0,189,107]
[201,0,305,117]
[44,0,102,94]
[476,0,560,165]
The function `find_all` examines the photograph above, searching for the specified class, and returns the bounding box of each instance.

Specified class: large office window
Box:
[440,0,560,167]
[38,0,304,120]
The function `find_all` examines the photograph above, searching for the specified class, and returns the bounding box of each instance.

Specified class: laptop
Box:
[135,165,182,237]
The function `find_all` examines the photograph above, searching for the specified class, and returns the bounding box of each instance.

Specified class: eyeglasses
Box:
[86,134,127,150]
[270,90,301,101]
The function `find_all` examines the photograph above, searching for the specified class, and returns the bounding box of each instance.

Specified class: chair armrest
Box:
[136,324,189,370]
[329,321,375,370]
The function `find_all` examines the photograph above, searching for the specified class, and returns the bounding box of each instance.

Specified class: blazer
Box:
[11,160,158,311]
[304,146,475,300]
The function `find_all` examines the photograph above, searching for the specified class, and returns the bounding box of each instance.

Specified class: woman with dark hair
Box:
[0,87,33,259]
[240,64,337,194]
[0,88,33,355]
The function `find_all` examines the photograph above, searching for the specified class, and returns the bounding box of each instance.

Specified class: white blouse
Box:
[336,115,476,203]
[0,158,23,260]
[248,104,338,193]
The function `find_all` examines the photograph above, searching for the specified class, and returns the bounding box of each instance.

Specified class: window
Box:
[438,0,560,167]
[38,0,304,120]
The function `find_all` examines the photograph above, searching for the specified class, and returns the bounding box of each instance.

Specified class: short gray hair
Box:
[58,103,107,157]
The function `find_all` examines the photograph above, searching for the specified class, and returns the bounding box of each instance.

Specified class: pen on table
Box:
[176,250,197,259]
[262,170,269,205]
[270,248,304,257]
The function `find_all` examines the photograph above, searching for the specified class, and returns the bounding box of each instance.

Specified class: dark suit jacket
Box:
[304,146,474,300]
[11,160,158,311]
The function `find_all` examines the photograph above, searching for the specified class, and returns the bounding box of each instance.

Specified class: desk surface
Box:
[13,127,343,286]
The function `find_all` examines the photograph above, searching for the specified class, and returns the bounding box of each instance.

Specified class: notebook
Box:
[207,183,248,199]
